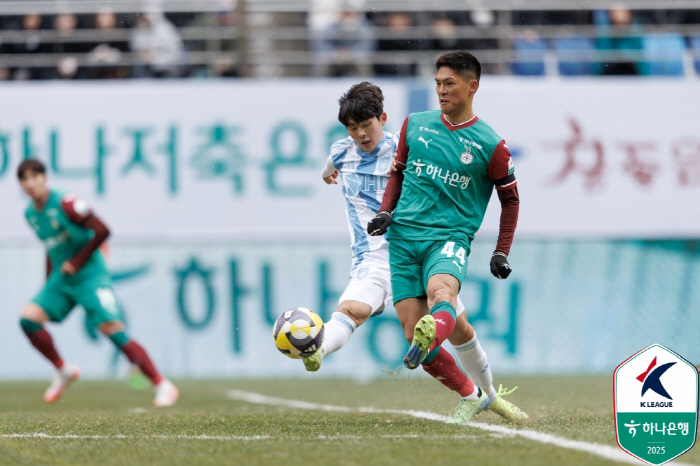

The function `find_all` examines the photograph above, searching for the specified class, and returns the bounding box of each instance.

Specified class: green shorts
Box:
[389,239,470,304]
[31,273,122,326]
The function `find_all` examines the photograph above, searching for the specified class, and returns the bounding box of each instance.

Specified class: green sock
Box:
[20,318,42,335]
[422,346,441,365]
[107,331,130,348]
[430,301,457,320]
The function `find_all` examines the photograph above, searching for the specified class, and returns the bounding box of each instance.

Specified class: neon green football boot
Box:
[446,389,491,424]
[403,315,436,369]
[302,350,322,372]
[488,385,529,421]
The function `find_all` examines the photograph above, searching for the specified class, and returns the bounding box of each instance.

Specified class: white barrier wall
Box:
[0,79,699,379]
[474,79,700,238]
[0,80,407,241]
[2,240,699,379]
[0,79,699,241]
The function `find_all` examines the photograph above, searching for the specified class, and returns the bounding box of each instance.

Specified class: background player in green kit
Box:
[17,159,179,406]
[367,50,527,423]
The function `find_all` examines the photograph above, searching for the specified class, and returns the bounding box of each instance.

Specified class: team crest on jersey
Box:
[377,154,391,173]
[460,146,473,164]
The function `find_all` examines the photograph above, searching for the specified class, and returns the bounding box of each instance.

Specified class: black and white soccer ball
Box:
[273,307,325,359]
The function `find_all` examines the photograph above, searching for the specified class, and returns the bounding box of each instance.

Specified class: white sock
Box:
[453,333,497,402]
[461,387,480,400]
[319,312,356,358]
[60,361,77,376]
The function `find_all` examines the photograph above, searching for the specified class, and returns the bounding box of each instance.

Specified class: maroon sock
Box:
[121,340,164,385]
[27,329,64,370]
[422,347,475,397]
[428,310,456,353]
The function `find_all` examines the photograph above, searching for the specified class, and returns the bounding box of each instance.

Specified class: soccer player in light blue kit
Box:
[305,82,401,372]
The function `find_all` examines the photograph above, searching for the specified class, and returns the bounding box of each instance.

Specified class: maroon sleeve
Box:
[378,116,409,213]
[495,187,519,255]
[61,194,93,224]
[46,255,52,279]
[487,140,517,190]
[487,141,519,255]
[60,196,110,271]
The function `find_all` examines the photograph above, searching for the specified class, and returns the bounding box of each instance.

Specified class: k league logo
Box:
[638,357,675,402]
[614,344,699,465]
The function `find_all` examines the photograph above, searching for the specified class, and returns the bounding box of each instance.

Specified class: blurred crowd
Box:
[0,8,237,80]
[317,5,700,77]
[0,4,699,80]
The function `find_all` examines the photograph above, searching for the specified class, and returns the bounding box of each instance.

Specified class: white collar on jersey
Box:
[443,114,477,127]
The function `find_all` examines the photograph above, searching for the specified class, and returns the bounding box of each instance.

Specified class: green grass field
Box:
[0,375,697,466]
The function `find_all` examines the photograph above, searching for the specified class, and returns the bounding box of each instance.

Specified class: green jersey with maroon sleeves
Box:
[385,110,516,248]
[25,189,120,324]
[25,190,109,281]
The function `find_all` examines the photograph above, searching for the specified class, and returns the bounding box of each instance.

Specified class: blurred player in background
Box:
[308,82,509,423]
[16,159,179,406]
[367,51,527,423]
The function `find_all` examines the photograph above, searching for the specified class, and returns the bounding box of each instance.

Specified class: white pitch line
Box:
[0,433,273,440]
[0,433,476,441]
[226,390,695,466]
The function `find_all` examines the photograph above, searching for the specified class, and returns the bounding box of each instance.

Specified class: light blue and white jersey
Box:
[328,131,398,270]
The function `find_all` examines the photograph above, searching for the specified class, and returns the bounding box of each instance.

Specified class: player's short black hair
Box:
[435,50,481,82]
[338,82,384,127]
[17,159,46,179]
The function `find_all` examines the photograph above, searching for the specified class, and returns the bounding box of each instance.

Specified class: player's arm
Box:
[60,195,110,275]
[487,140,519,279]
[321,155,339,185]
[367,117,409,236]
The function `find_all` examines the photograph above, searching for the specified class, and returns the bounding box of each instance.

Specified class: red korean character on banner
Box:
[672,138,700,187]
[619,142,659,187]
[548,118,605,192]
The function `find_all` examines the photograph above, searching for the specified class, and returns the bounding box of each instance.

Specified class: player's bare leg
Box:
[19,303,80,403]
[403,274,460,369]
[425,273,460,350]
[449,313,528,422]
[99,321,179,407]
[303,300,371,372]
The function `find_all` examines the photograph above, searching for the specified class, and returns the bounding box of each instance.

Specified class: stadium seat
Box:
[690,35,700,75]
[644,32,685,76]
[512,36,547,76]
[553,36,596,76]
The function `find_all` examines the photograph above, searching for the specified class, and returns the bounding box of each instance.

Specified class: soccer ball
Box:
[273,307,325,359]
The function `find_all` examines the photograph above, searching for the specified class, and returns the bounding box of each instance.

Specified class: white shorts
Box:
[340,248,393,316]
[339,248,466,317]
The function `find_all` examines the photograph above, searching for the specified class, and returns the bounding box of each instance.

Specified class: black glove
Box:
[367,211,392,236]
[490,253,512,279]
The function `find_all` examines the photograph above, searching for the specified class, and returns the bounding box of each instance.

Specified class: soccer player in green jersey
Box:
[17,159,179,406]
[367,51,527,423]
[307,82,469,387]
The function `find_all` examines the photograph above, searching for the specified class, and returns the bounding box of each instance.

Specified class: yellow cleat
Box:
[302,350,322,372]
[446,389,491,424]
[403,315,436,369]
[488,385,529,421]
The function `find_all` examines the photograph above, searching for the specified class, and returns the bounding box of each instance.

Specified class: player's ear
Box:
[469,78,479,94]
[379,112,387,126]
